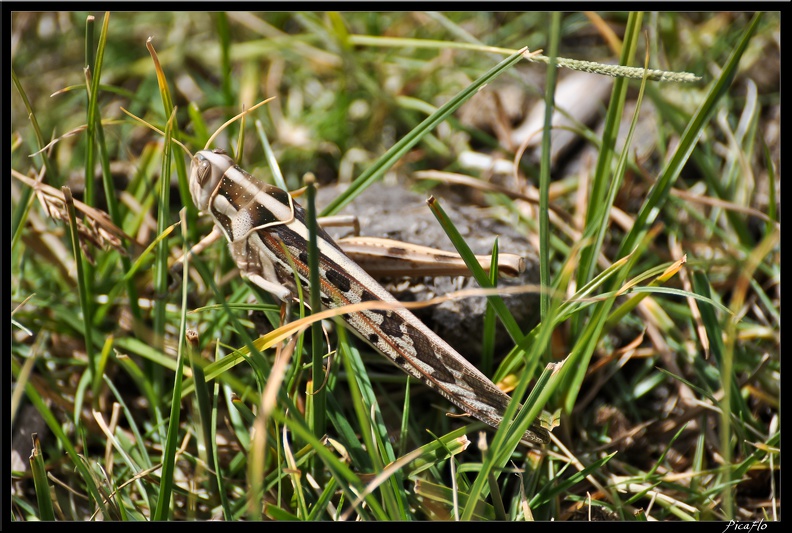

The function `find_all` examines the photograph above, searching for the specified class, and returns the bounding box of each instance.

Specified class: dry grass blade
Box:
[12,168,142,257]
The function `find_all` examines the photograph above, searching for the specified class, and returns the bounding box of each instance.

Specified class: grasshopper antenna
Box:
[202,97,276,150]
[119,106,194,161]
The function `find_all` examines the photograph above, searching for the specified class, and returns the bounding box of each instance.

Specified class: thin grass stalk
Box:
[538,11,561,324]
[90,335,115,411]
[215,12,235,108]
[79,17,108,349]
[487,470,507,520]
[595,36,652,269]
[303,175,327,452]
[305,476,339,520]
[152,111,174,404]
[151,209,192,521]
[604,259,702,331]
[281,424,309,520]
[264,506,299,520]
[575,12,642,314]
[234,108,246,163]
[365,411,410,519]
[146,38,196,238]
[567,40,654,336]
[10,71,51,278]
[325,396,369,472]
[763,141,778,231]
[723,82,761,248]
[416,479,495,519]
[90,406,152,511]
[10,167,37,269]
[256,120,288,191]
[62,186,96,383]
[209,371,233,520]
[349,31,699,83]
[185,329,220,508]
[530,452,616,509]
[469,274,574,514]
[102,375,154,487]
[10,331,44,425]
[402,428,469,479]
[10,68,58,184]
[146,39,177,397]
[261,437,314,496]
[397,378,411,460]
[83,12,109,208]
[480,239,499,376]
[185,102,208,145]
[720,227,779,518]
[92,96,142,325]
[84,15,95,79]
[335,327,379,463]
[251,334,300,519]
[185,255,316,457]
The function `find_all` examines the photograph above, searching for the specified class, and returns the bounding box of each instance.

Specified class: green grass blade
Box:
[215,12,235,107]
[305,475,339,520]
[335,326,410,519]
[530,452,616,508]
[461,357,565,520]
[480,239,500,376]
[147,39,195,237]
[83,11,110,207]
[617,13,763,260]
[151,229,191,520]
[185,328,227,516]
[152,109,174,398]
[12,359,112,519]
[427,196,524,344]
[270,407,387,520]
[303,175,327,450]
[29,434,56,520]
[538,12,561,322]
[256,119,288,191]
[61,187,96,388]
[574,12,641,321]
[416,478,496,520]
[560,228,648,413]
[88,44,142,324]
[320,46,529,217]
[11,68,58,182]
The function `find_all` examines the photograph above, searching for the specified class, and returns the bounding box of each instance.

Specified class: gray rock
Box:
[316,182,539,362]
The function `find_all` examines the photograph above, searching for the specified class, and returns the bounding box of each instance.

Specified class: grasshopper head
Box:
[189,149,235,211]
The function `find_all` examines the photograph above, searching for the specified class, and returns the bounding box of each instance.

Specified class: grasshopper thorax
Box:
[189,148,296,237]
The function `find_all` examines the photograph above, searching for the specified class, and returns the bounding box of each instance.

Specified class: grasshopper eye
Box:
[196,159,213,186]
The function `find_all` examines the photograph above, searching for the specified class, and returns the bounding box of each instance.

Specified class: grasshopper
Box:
[186,147,549,444]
